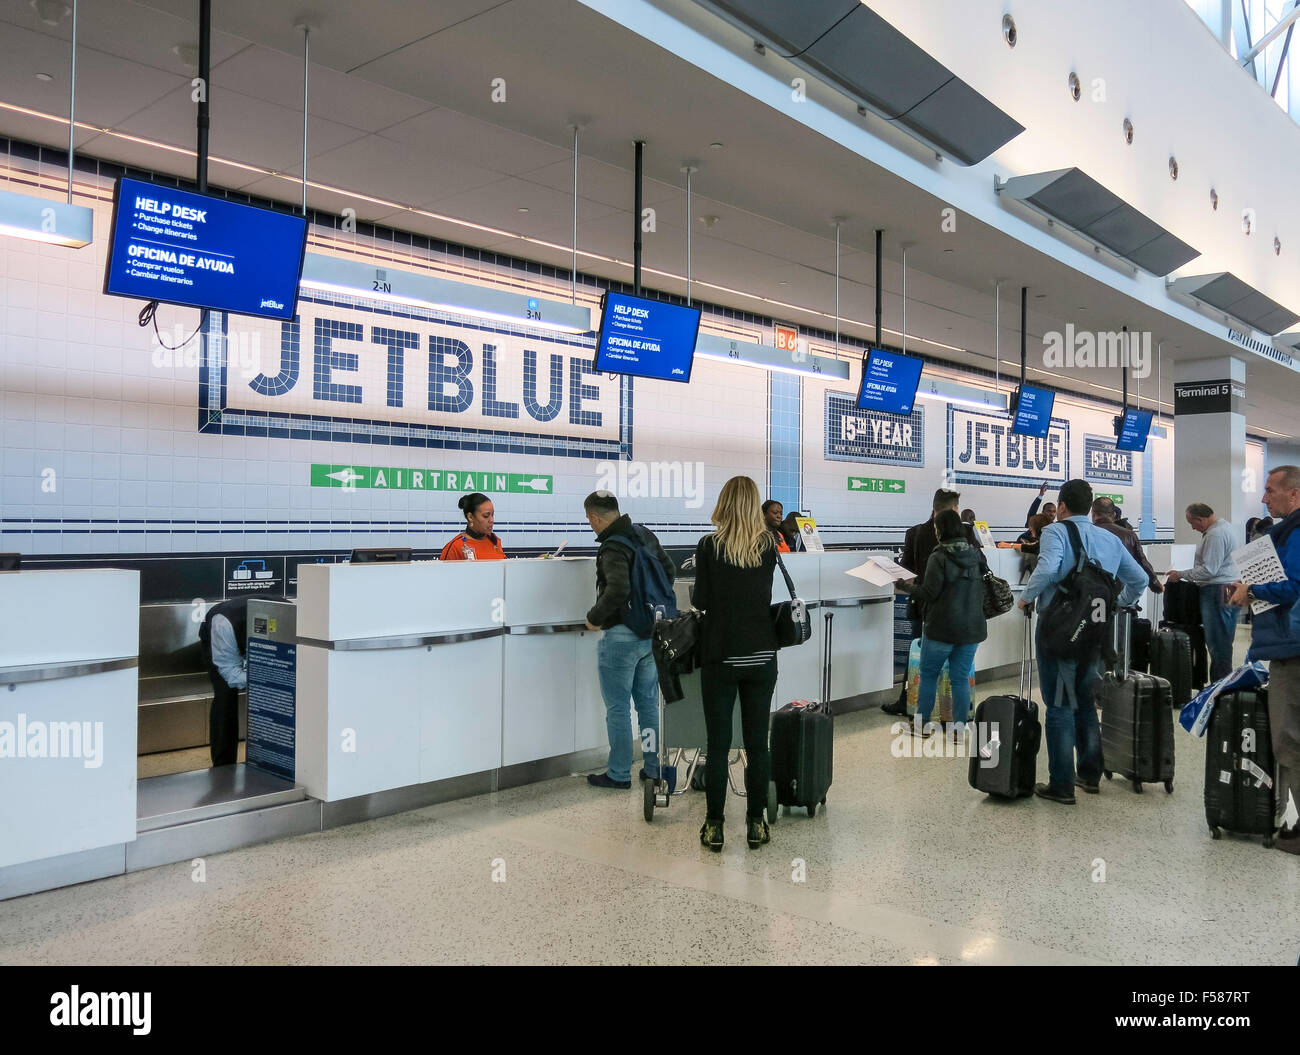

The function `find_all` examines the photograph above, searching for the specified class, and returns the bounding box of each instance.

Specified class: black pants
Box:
[701,659,777,821]
[207,665,241,767]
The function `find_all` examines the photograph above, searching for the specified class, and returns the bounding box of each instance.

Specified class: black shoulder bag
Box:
[771,551,812,648]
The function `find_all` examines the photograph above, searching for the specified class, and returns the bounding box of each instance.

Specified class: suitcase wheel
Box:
[1209,826,1221,840]
[821,797,827,805]
[643,779,655,824]
[766,782,779,826]
[1264,834,1275,849]
[1163,779,1173,794]
[1103,771,1112,780]
[807,803,817,817]
[1131,779,1143,794]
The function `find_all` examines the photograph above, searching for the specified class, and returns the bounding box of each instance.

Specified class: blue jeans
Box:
[916,637,978,725]
[597,624,660,782]
[1199,584,1240,683]
[1036,620,1103,793]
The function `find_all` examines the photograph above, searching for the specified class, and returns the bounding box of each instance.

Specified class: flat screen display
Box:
[104,176,308,320]
[1115,408,1153,452]
[856,348,924,414]
[1011,384,1056,437]
[595,291,700,383]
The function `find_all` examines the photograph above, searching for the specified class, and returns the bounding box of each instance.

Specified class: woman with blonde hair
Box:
[691,475,778,851]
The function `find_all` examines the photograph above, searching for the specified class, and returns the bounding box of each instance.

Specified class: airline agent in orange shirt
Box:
[762,499,792,553]
[438,492,506,561]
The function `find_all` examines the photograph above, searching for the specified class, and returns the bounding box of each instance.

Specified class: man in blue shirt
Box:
[1018,479,1149,804]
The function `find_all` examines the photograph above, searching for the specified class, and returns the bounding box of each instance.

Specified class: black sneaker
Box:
[587,773,631,789]
[1074,777,1100,795]
[699,819,724,852]
[638,769,659,783]
[746,817,770,849]
[881,699,908,716]
[1034,782,1076,805]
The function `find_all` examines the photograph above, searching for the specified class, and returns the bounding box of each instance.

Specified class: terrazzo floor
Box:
[4,628,1297,965]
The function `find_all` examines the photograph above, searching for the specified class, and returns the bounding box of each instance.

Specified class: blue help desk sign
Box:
[856,349,924,415]
[104,176,308,320]
[595,291,701,383]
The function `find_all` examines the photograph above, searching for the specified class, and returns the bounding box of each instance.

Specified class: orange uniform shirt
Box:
[775,533,791,554]
[438,532,506,561]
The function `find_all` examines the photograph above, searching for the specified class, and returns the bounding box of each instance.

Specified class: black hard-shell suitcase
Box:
[769,612,834,819]
[1163,580,1202,626]
[770,701,833,817]
[1098,609,1175,793]
[1128,616,1152,673]
[1150,626,1193,709]
[969,613,1041,798]
[1204,688,1276,846]
[1161,621,1209,689]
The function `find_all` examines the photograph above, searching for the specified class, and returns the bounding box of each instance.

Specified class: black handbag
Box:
[981,554,1015,618]
[771,551,812,648]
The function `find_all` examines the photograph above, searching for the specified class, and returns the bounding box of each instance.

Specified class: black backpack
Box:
[1038,520,1122,662]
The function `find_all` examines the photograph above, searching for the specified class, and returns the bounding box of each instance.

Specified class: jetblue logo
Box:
[259,298,285,311]
[948,406,1068,487]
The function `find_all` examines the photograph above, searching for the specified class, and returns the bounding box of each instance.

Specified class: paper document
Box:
[846,557,917,587]
[972,520,995,549]
[794,516,824,554]
[1231,534,1285,614]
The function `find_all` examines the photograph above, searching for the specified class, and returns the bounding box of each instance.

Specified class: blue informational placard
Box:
[1084,435,1135,484]
[595,291,700,383]
[1011,384,1056,438]
[104,176,308,320]
[1115,408,1153,452]
[856,349,924,414]
[246,638,296,781]
[824,391,925,466]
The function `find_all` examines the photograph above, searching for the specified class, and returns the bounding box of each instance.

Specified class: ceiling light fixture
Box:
[34,72,53,82]
[31,0,70,27]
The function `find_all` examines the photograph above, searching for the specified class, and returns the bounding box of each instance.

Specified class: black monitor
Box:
[1114,408,1153,452]
[349,547,412,564]
[0,553,19,571]
[1010,384,1056,438]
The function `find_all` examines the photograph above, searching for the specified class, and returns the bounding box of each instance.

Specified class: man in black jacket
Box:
[882,488,971,716]
[583,490,676,789]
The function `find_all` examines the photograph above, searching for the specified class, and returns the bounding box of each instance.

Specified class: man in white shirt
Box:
[1168,503,1240,681]
[198,597,251,767]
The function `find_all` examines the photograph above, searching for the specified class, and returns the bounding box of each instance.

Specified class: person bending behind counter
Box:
[439,492,506,561]
[762,499,792,553]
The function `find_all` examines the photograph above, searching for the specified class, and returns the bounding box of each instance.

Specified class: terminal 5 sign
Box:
[948,406,1069,489]
[201,292,628,459]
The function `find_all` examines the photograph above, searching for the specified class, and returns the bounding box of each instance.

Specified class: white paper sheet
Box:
[1231,534,1285,614]
[846,557,917,587]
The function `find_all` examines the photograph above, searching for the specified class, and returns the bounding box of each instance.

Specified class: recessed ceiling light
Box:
[1035,293,1047,299]
[778,280,788,286]
[517,207,529,213]
[943,248,954,254]
[708,142,724,150]
[699,215,720,228]
[34,72,53,82]
[172,43,200,68]
[31,0,70,27]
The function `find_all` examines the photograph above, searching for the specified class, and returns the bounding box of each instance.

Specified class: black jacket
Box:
[588,514,675,629]
[900,518,979,621]
[910,540,988,645]
[691,533,778,663]
[1096,520,1162,593]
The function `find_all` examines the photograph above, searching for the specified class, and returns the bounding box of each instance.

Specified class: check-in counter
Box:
[0,569,140,875]
[295,560,506,801]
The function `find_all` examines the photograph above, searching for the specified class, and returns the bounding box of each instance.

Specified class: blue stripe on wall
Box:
[1142,442,1155,536]
[768,372,801,509]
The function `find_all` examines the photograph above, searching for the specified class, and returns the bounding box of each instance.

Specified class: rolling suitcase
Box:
[1163,580,1202,626]
[1150,625,1193,709]
[1098,608,1175,794]
[768,613,834,820]
[1161,621,1208,690]
[1204,688,1276,846]
[1128,615,1152,673]
[968,612,1041,798]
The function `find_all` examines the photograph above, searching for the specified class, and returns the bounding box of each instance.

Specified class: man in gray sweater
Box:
[1167,503,1240,681]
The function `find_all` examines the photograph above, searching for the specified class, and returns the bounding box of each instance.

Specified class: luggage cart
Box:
[644,668,746,823]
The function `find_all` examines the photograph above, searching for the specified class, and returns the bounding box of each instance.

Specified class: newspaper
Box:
[1231,534,1285,615]
[846,557,916,587]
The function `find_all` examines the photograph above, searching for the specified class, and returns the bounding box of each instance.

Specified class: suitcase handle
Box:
[1019,607,1035,701]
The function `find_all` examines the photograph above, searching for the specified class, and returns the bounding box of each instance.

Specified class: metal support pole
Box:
[874,228,883,347]
[633,140,644,296]
[66,0,77,203]
[682,165,697,305]
[994,280,1001,392]
[834,220,841,351]
[300,24,310,214]
[901,246,907,355]
[197,0,210,194]
[571,125,580,304]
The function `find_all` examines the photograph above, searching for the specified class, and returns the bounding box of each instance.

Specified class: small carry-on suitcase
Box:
[1128,615,1152,673]
[1163,580,1203,626]
[1161,621,1209,690]
[969,612,1041,798]
[1098,609,1175,794]
[1204,688,1276,846]
[768,614,834,820]
[1150,625,1193,709]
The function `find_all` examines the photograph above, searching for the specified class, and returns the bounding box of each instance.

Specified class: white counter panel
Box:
[297,561,504,641]
[0,569,139,667]
[419,636,503,782]
[573,632,608,753]
[504,559,594,627]
[823,602,896,699]
[0,666,137,868]
[774,614,824,707]
[503,634,578,765]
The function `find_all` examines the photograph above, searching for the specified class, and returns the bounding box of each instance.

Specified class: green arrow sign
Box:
[311,464,552,494]
[847,476,906,494]
[1095,492,1125,505]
